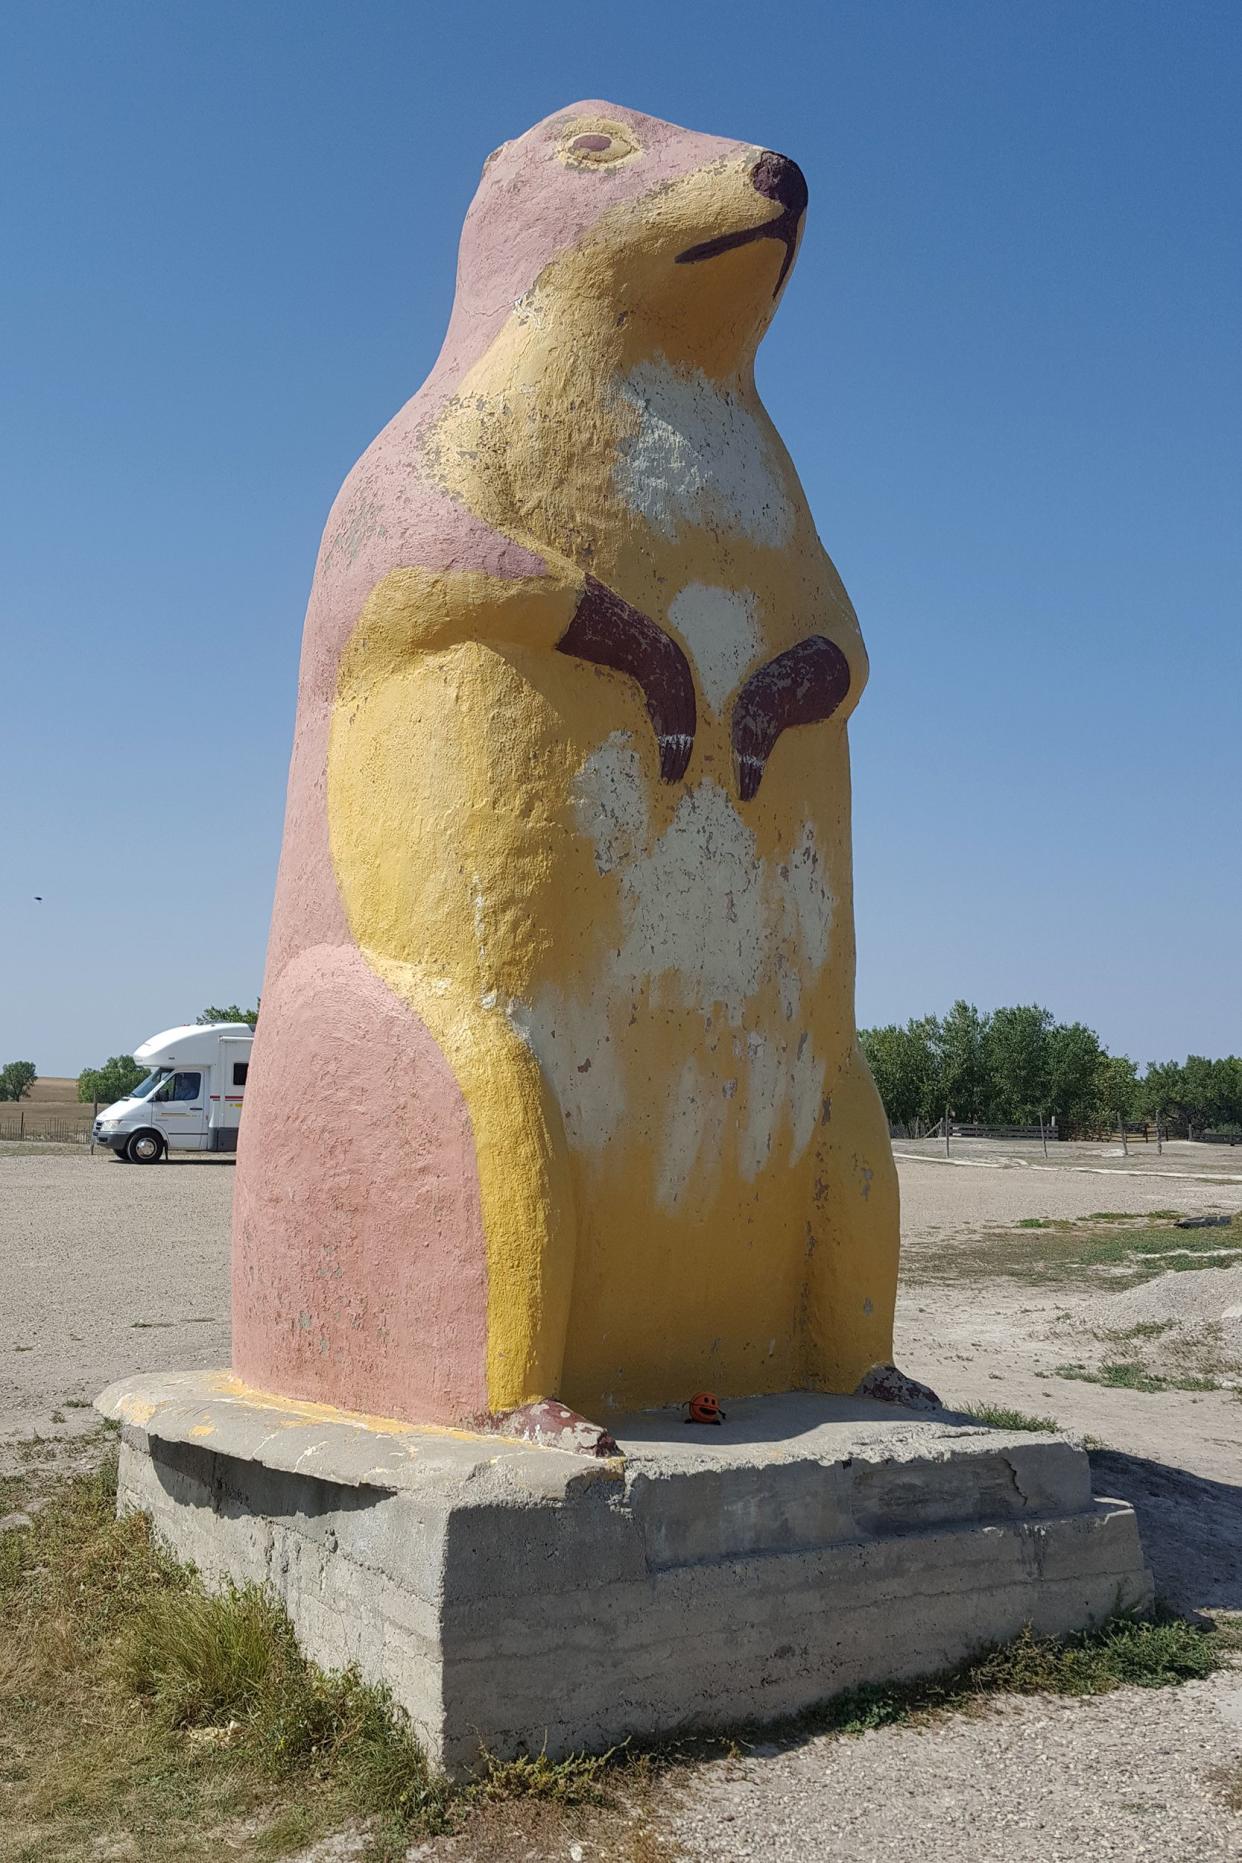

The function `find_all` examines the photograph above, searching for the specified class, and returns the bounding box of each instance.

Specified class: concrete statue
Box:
[101,102,1151,1770]
[232,100,905,1441]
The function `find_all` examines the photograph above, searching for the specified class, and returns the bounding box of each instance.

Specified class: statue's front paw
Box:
[853,1362,942,1412]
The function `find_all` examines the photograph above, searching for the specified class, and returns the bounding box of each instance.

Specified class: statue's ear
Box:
[482,142,508,178]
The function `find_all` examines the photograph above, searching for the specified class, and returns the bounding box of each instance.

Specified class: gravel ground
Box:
[669,1677,1242,1862]
[3,1140,1241,1860]
[0,1149,231,1467]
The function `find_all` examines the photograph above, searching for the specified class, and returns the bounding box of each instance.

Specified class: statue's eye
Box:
[560,122,639,167]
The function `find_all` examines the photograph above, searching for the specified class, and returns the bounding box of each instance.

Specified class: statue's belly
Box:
[510,726,851,1212]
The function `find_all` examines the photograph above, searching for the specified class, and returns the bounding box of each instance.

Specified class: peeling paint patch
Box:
[508,989,626,1147]
[573,743,833,1026]
[667,584,761,713]
[779,821,833,972]
[614,358,794,546]
[616,778,768,1017]
[517,740,839,1193]
[572,735,649,876]
[789,1035,825,1164]
[740,1034,784,1180]
[656,1056,725,1210]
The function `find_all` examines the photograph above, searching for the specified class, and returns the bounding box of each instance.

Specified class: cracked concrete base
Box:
[96,1372,1152,1774]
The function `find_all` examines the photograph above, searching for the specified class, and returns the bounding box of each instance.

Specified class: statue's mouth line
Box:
[675,210,802,297]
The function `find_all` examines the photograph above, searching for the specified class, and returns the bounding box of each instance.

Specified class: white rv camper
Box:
[92,1022,253,1162]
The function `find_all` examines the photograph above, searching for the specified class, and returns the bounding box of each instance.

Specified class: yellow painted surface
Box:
[327,146,898,1416]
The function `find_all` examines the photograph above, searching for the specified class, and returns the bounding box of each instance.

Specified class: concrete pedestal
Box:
[97,1372,1151,1774]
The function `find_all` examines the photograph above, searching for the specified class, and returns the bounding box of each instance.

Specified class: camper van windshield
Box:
[129,1069,170,1101]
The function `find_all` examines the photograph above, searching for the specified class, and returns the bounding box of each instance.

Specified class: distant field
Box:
[0,1076,93,1141]
[20,1075,81,1103]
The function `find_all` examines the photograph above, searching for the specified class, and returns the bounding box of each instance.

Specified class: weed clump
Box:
[473,1744,617,1804]
[1056,1361,1219,1395]
[818,1616,1219,1735]
[956,1403,1060,1433]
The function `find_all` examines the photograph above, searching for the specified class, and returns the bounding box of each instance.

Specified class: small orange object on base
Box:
[685,1391,726,1425]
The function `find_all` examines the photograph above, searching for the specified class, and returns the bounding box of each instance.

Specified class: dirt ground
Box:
[2,1137,1241,1859]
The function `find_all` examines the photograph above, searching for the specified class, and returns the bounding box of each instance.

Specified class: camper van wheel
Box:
[127,1130,165,1165]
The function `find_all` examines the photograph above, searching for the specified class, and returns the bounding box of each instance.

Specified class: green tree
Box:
[78,1055,146,1104]
[1045,1021,1105,1135]
[0,1061,37,1101]
[985,1004,1053,1123]
[1215,1057,1242,1131]
[859,1022,936,1130]
[1096,1053,1140,1133]
[933,1001,989,1124]
[1179,1054,1221,1138]
[1140,1060,1185,1134]
[197,1003,259,1028]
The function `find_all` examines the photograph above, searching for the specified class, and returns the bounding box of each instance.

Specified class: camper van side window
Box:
[171,1072,201,1102]
[232,1062,249,1088]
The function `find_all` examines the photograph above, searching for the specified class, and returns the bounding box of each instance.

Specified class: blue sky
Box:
[2,1,1238,1076]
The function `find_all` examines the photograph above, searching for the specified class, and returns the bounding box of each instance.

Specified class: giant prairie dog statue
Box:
[233,101,915,1442]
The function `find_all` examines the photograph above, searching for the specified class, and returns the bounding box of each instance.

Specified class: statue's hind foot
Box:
[481,1398,620,1458]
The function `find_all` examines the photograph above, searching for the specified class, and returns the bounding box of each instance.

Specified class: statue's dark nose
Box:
[751,150,808,215]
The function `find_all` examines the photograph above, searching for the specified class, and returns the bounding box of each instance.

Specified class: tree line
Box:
[859,1002,1242,1139]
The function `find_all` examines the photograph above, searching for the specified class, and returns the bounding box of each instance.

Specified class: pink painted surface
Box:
[233,946,489,1423]
[233,102,752,1424]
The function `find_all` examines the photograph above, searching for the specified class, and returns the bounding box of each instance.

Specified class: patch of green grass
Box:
[957,1403,1060,1433]
[1055,1360,1220,1395]
[1108,1320,1176,1342]
[1075,1226,1241,1271]
[1015,1218,1053,1229]
[0,1451,452,1861]
[815,1616,1220,1736]
[914,1217,1242,1289]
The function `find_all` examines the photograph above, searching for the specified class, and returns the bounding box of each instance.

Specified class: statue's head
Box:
[449,101,808,376]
